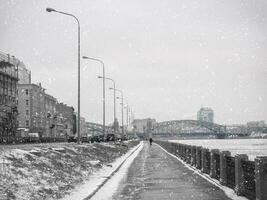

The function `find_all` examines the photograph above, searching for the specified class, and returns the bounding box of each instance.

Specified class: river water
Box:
[170,138,267,161]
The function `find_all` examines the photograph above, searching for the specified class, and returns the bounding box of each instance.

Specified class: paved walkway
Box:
[112,142,232,200]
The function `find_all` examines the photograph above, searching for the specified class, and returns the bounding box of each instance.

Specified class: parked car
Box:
[106,133,115,141]
[67,136,77,143]
[81,136,91,143]
[99,135,104,142]
[90,135,100,143]
[122,134,128,141]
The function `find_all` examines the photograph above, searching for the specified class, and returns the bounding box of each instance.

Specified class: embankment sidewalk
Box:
[112,142,239,200]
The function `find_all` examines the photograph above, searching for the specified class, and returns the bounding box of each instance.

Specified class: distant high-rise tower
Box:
[197,107,214,123]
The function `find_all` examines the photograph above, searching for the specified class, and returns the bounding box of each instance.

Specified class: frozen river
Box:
[170,138,267,161]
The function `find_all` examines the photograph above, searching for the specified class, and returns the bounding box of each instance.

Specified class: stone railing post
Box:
[181,143,184,158]
[234,154,248,195]
[173,143,178,156]
[201,148,207,173]
[196,146,202,169]
[184,145,187,161]
[186,145,191,163]
[210,149,219,178]
[179,144,183,158]
[191,145,196,166]
[184,144,188,161]
[177,143,181,158]
[255,156,267,200]
[169,142,174,153]
[185,145,189,162]
[220,151,231,185]
[174,143,178,155]
[182,144,186,160]
[168,142,172,152]
[170,142,174,153]
[179,143,183,158]
[172,143,176,154]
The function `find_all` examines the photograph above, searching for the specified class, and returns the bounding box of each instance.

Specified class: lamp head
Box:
[82,56,89,59]
[46,7,56,12]
[109,87,113,90]
[97,76,103,79]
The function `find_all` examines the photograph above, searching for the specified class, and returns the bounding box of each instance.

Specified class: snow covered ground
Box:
[170,138,267,160]
[0,141,140,200]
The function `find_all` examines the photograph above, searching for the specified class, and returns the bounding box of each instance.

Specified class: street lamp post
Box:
[130,108,134,126]
[98,76,116,132]
[128,107,132,130]
[118,97,129,132]
[46,7,81,144]
[126,105,129,129]
[110,88,124,135]
[82,56,106,136]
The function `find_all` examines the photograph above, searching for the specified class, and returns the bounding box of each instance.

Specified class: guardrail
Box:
[155,140,267,200]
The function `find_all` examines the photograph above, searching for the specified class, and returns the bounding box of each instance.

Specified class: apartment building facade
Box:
[0,52,19,138]
[17,83,46,134]
[56,102,75,137]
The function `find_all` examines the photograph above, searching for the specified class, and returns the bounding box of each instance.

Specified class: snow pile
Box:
[0,141,139,200]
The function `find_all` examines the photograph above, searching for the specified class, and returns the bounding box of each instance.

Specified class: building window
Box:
[25,89,28,95]
[26,120,29,127]
[26,110,29,115]
[26,99,29,106]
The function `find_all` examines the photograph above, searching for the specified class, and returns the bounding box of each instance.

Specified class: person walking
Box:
[149,138,153,146]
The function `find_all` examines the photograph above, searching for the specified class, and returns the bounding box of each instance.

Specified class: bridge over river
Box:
[85,119,266,140]
[147,120,254,139]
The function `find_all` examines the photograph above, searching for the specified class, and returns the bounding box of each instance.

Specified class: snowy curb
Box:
[90,141,144,200]
[62,141,143,200]
[155,143,248,200]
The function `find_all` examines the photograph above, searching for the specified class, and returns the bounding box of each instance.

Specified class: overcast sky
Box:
[1,0,266,125]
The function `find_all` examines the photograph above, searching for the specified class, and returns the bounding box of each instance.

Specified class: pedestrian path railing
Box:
[241,160,256,200]
[225,155,235,189]
[155,140,267,200]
